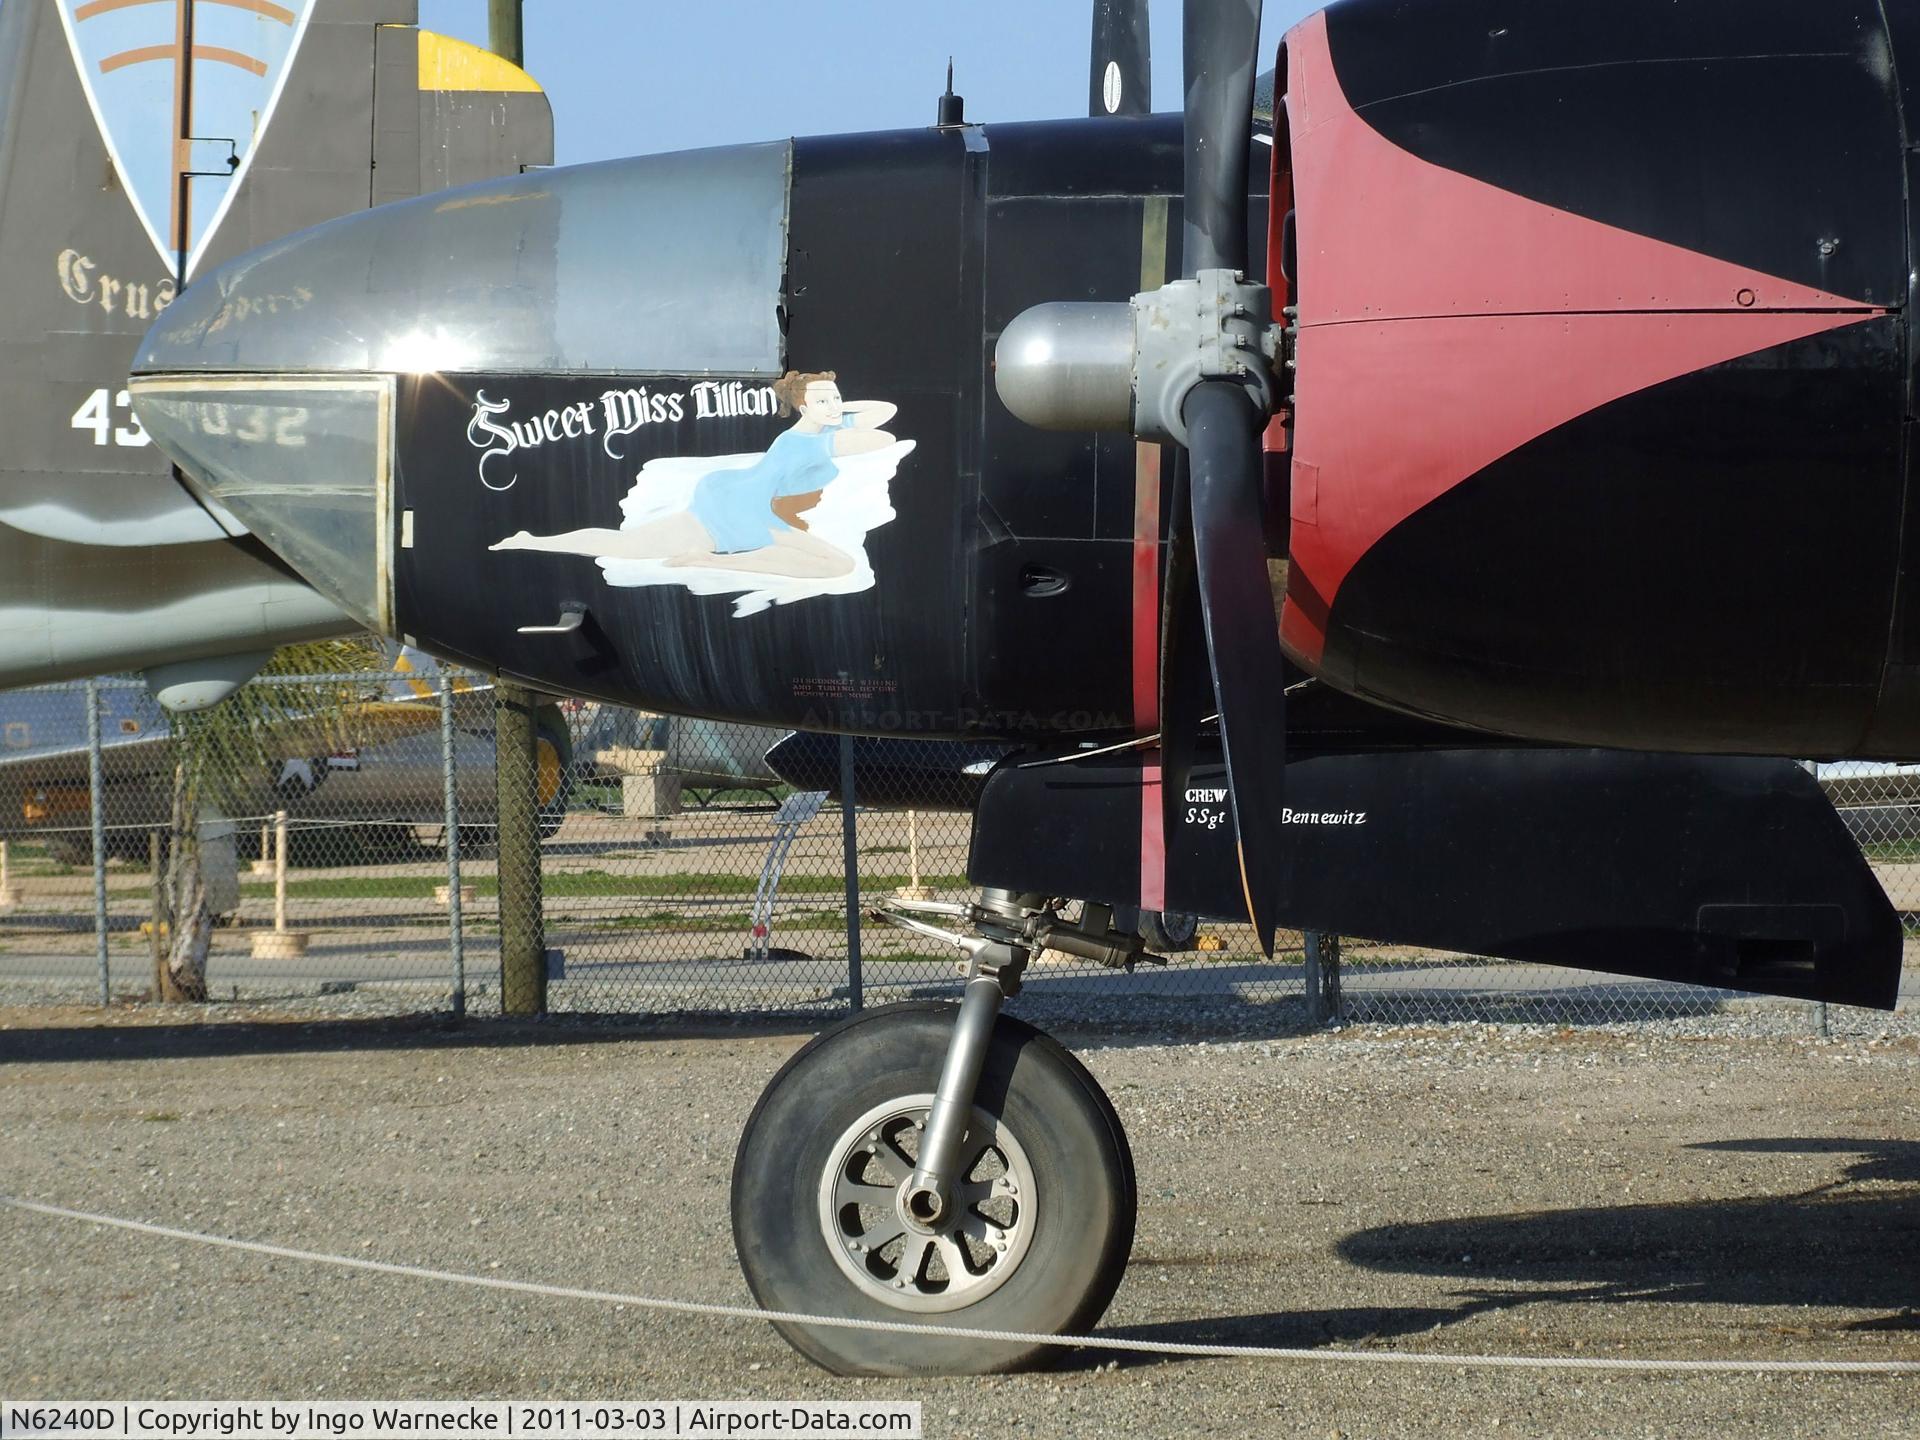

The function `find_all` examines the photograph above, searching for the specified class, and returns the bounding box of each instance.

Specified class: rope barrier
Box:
[7,1194,1915,1376]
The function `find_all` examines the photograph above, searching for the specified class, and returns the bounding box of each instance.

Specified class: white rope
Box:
[7,1195,1916,1376]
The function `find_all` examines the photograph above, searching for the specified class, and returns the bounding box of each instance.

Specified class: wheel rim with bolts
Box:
[1158,911,1198,946]
[816,1092,1037,1313]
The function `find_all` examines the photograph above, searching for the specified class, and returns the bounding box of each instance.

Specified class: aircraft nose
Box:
[131,367,396,631]
[131,141,791,632]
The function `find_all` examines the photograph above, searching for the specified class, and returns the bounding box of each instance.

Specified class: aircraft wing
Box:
[0,730,175,787]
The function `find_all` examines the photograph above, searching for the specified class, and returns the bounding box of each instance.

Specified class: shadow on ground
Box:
[1096,1138,1920,1367]
[0,1011,816,1064]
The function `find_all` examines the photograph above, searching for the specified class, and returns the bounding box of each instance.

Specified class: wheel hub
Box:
[817,1092,1036,1313]
[898,1179,947,1231]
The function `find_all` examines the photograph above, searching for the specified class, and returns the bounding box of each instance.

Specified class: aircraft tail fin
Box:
[0,2,552,690]
[387,643,462,699]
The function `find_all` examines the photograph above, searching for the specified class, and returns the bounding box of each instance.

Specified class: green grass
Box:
[680,783,794,806]
[568,908,848,933]
[1862,840,1920,863]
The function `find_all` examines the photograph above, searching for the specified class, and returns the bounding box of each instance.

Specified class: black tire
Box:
[1138,909,1199,953]
[731,1001,1135,1376]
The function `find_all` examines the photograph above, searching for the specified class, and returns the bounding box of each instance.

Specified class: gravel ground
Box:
[1,1006,1916,1438]
[3,973,1914,1041]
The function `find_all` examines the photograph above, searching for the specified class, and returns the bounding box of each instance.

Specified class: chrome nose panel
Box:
[134,140,790,378]
[130,377,395,631]
[130,142,792,633]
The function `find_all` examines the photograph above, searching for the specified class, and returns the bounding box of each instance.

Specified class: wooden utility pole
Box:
[494,682,546,1015]
[484,0,545,1016]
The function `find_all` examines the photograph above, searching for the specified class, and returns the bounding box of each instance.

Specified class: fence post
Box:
[148,830,166,999]
[839,734,863,1012]
[495,681,546,1015]
[273,811,288,933]
[1304,930,1324,1027]
[442,675,465,1020]
[1304,931,1343,1027]
[86,677,109,1006]
[1324,932,1343,1021]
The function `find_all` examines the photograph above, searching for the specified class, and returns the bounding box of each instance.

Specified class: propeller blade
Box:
[1090,0,1152,117]
[1182,0,1262,275]
[1161,0,1285,949]
[1159,451,1208,859]
[1185,379,1288,953]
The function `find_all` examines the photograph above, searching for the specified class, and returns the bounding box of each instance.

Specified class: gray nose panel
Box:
[129,378,394,631]
[134,141,791,380]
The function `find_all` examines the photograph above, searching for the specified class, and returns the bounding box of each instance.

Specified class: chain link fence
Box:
[0,674,1913,1033]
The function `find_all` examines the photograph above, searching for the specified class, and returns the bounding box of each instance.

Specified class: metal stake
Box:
[441,675,465,1020]
[87,677,108,1006]
[839,733,863,1012]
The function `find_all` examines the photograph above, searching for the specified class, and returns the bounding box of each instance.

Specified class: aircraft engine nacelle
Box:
[1273,0,1920,758]
[130,122,1200,742]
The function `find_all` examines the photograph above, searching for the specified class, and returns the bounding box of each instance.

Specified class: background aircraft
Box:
[123,0,1917,1379]
[0,647,571,863]
[0,0,551,704]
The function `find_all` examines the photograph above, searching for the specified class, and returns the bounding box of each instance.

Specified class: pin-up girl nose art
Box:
[491,370,911,617]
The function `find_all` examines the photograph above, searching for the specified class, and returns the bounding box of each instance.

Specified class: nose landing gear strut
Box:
[730,890,1139,1375]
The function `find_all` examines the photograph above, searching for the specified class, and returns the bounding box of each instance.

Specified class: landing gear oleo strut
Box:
[729,890,1139,1375]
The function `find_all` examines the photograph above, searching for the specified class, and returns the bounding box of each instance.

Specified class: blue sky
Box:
[416,1,1324,164]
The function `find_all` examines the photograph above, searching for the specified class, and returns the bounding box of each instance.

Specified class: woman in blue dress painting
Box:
[493,371,897,580]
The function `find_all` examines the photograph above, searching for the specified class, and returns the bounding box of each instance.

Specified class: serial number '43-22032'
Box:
[69,387,148,448]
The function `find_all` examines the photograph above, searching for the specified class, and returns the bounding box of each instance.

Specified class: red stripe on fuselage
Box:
[1133,441,1165,911]
[1280,9,1885,669]
[1282,309,1879,666]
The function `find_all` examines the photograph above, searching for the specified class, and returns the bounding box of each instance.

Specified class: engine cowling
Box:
[1273,0,1915,758]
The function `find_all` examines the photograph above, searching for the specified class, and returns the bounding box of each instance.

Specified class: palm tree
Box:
[155,638,381,1002]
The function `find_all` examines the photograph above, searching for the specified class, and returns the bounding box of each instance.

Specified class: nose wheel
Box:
[733,993,1135,1374]
[817,1091,1038,1311]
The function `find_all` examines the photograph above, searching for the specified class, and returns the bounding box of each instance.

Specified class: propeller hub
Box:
[993,269,1282,447]
[1131,269,1280,447]
[993,301,1135,432]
